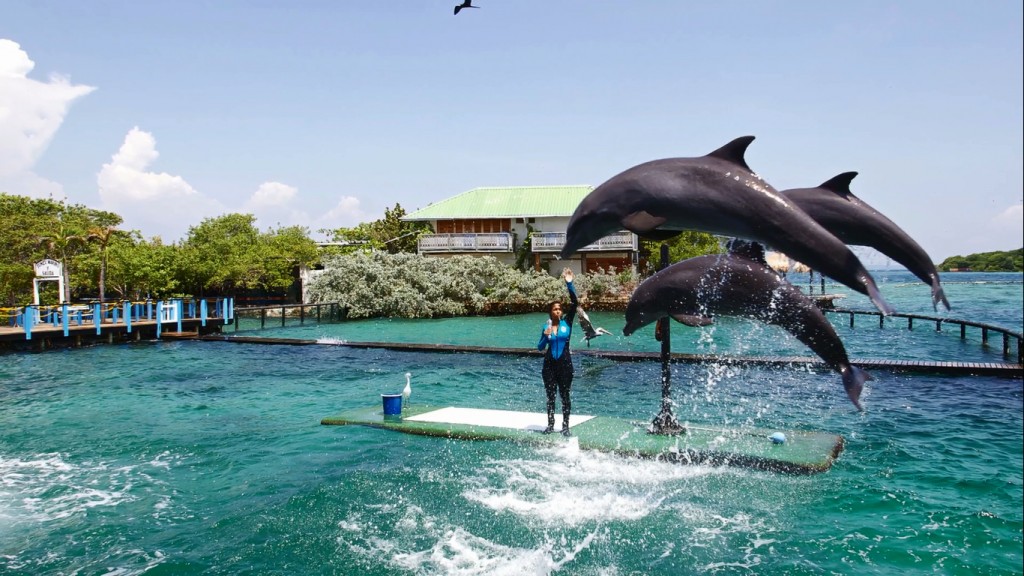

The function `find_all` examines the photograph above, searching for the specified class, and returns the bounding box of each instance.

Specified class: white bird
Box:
[402,372,412,408]
[578,306,612,347]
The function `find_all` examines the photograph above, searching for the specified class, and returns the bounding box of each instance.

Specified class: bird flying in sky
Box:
[454,1,479,15]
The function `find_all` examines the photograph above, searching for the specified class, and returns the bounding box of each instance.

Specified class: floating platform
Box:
[321,405,845,475]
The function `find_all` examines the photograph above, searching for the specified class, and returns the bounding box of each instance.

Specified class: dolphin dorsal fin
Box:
[706,136,755,171]
[818,172,858,195]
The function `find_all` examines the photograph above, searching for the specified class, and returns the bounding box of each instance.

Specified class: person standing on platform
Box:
[536,268,578,436]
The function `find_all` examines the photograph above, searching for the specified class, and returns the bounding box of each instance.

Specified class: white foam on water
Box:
[0,452,178,526]
[460,442,722,526]
[336,503,607,576]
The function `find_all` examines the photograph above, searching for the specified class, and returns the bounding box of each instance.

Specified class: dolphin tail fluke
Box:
[842,365,873,411]
[932,281,951,311]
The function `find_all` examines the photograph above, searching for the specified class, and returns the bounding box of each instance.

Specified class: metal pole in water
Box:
[651,243,684,435]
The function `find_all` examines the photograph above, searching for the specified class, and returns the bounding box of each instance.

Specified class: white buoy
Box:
[769,432,786,444]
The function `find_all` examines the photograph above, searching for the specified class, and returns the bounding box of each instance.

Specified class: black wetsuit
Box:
[536,280,578,430]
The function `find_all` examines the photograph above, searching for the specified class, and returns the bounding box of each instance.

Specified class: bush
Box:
[306,252,633,319]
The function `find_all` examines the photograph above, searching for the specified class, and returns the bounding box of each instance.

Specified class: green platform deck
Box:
[321,405,845,475]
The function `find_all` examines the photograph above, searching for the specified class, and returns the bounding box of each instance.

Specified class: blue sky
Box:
[2,1,1021,263]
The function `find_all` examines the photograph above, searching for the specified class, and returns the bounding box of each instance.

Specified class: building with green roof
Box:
[402,185,638,275]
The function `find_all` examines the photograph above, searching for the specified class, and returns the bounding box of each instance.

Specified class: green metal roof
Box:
[402,185,594,221]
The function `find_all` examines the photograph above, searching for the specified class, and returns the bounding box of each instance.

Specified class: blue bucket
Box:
[382,394,403,416]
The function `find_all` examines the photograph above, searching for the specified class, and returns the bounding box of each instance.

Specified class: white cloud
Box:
[991,202,1023,247]
[993,203,1023,228]
[245,181,308,230]
[316,195,366,231]
[243,181,365,236]
[98,127,224,241]
[0,38,95,197]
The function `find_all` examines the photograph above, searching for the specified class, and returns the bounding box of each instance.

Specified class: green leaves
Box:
[176,215,320,296]
[307,252,568,319]
[938,248,1023,272]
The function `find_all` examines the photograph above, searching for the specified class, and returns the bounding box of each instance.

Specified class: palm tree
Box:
[87,225,126,305]
[38,222,86,303]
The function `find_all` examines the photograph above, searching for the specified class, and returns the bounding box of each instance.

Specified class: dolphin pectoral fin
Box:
[841,365,872,411]
[671,313,713,327]
[932,282,951,311]
[621,211,668,234]
[866,280,896,316]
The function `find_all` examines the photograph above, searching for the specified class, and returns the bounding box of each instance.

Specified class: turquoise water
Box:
[1,271,1021,575]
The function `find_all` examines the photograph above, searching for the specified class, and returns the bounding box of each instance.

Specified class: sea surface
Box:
[1,271,1021,575]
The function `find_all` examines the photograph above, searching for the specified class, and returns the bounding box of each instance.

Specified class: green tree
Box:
[375,203,431,254]
[0,194,61,306]
[104,233,180,300]
[639,231,723,273]
[176,214,263,296]
[37,207,90,303]
[259,225,320,292]
[938,248,1023,272]
[175,214,319,297]
[326,222,379,253]
[325,203,431,255]
[87,225,129,304]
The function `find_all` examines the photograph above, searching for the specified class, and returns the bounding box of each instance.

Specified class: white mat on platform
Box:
[404,407,594,432]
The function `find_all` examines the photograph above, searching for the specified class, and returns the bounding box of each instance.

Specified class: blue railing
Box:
[9,297,234,341]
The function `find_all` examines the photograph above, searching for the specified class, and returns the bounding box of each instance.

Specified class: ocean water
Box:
[1,271,1021,575]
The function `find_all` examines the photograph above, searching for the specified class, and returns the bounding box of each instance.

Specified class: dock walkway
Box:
[194,335,1023,378]
[0,298,234,351]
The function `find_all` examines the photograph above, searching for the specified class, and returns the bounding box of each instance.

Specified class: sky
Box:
[1,1,1021,263]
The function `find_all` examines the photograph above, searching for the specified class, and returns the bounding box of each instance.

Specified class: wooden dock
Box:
[0,298,234,351]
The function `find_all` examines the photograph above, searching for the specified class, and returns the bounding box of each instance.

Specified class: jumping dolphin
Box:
[559,136,895,315]
[623,252,873,410]
[577,306,612,346]
[781,172,950,311]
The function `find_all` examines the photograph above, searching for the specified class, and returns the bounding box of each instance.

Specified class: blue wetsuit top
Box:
[536,280,578,360]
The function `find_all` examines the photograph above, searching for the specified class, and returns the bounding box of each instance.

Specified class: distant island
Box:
[938,248,1023,272]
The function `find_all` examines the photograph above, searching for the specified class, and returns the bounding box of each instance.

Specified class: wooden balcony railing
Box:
[531,231,637,253]
[418,233,513,253]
